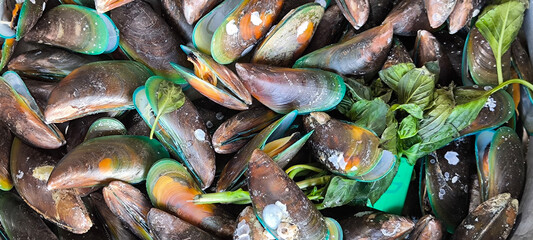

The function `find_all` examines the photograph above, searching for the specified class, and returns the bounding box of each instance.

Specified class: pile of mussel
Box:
[1,0,533,239]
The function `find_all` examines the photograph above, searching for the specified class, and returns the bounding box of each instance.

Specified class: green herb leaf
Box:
[150,80,186,139]
[418,89,455,140]
[379,63,416,92]
[398,67,435,109]
[319,176,366,209]
[475,0,526,84]
[339,98,389,135]
[380,110,398,155]
[398,115,418,139]
[396,103,424,119]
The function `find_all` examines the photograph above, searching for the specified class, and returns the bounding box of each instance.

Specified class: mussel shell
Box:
[452,193,518,240]
[147,208,218,240]
[304,4,347,54]
[424,0,456,28]
[16,0,47,40]
[408,215,444,240]
[24,79,57,110]
[216,110,297,192]
[382,0,434,36]
[64,113,108,152]
[44,61,152,123]
[46,135,169,190]
[84,117,127,141]
[161,0,193,42]
[0,74,65,149]
[24,5,118,55]
[234,206,271,240]
[0,38,17,70]
[415,30,454,85]
[210,0,284,64]
[212,107,279,154]
[335,0,369,30]
[382,38,413,70]
[466,27,511,85]
[339,211,415,239]
[423,136,474,232]
[459,88,514,136]
[293,23,393,76]
[89,193,137,240]
[0,125,12,191]
[146,159,235,238]
[144,77,216,189]
[102,181,154,240]
[192,0,242,55]
[8,48,101,81]
[0,191,58,240]
[448,0,474,34]
[252,3,324,67]
[94,0,134,13]
[236,63,345,114]
[512,40,533,135]
[10,138,92,234]
[110,1,189,84]
[182,0,219,24]
[248,149,328,240]
[475,127,525,202]
[304,112,390,180]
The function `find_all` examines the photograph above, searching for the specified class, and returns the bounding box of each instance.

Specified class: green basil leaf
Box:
[340,98,389,135]
[398,67,435,109]
[398,115,419,139]
[380,110,398,155]
[319,176,368,209]
[418,89,455,140]
[150,80,186,139]
[396,103,424,119]
[367,163,399,204]
[475,1,526,71]
[379,63,416,92]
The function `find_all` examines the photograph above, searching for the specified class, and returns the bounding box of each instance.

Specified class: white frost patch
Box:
[297,21,309,37]
[452,175,459,183]
[444,151,460,165]
[381,223,400,237]
[16,170,24,179]
[439,188,446,200]
[472,9,480,17]
[226,20,239,35]
[250,11,262,26]
[465,224,475,230]
[485,97,497,112]
[194,129,206,141]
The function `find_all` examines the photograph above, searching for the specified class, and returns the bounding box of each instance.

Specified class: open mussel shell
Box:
[335,0,369,30]
[143,76,216,189]
[10,138,93,234]
[217,110,311,192]
[192,0,242,55]
[45,61,152,123]
[0,0,45,40]
[236,63,345,114]
[0,125,12,191]
[110,1,189,84]
[421,136,474,232]
[248,149,330,240]
[339,211,414,239]
[252,3,324,67]
[408,215,444,240]
[382,0,433,36]
[24,5,119,55]
[0,71,65,149]
[147,208,218,240]
[210,0,284,64]
[304,112,396,181]
[424,0,456,28]
[103,181,154,239]
[213,107,280,154]
[84,117,127,141]
[466,27,511,85]
[458,87,514,136]
[452,193,518,240]
[171,45,252,110]
[294,23,393,76]
[475,127,525,202]
[46,135,169,190]
[146,159,235,238]
[89,192,137,240]
[0,191,58,240]
[7,48,102,81]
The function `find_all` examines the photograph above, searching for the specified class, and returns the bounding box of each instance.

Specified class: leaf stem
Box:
[149,110,163,139]
[496,55,504,85]
[483,79,533,98]
[285,164,325,179]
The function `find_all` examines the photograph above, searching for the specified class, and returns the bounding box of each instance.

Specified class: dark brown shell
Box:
[304,4,347,54]
[383,0,434,36]
[408,215,444,240]
[339,211,415,239]
[89,193,137,240]
[161,0,194,42]
[234,206,271,240]
[147,208,219,240]
[0,125,12,191]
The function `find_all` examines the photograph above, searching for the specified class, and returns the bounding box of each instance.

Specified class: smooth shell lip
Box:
[99,12,120,54]
[352,150,396,182]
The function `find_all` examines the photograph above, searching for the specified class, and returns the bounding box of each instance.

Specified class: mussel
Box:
[24,5,119,55]
[146,159,235,238]
[0,71,65,149]
[408,215,444,240]
[339,211,414,239]
[45,61,152,123]
[382,0,433,36]
[0,0,46,40]
[147,208,218,240]
[0,125,12,191]
[89,192,137,240]
[46,135,169,190]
